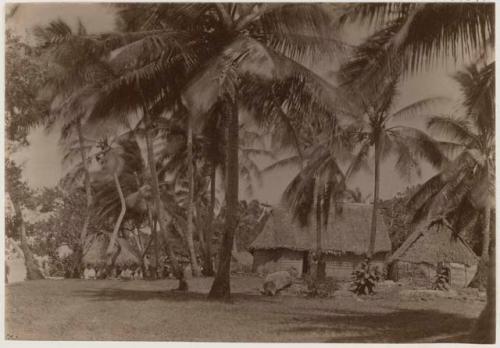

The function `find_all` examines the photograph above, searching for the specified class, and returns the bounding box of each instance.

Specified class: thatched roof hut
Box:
[249,203,392,278]
[249,203,392,255]
[388,223,479,287]
[388,223,478,266]
[83,233,141,267]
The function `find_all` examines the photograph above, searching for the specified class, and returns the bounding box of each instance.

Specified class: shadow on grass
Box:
[278,308,476,343]
[73,287,277,304]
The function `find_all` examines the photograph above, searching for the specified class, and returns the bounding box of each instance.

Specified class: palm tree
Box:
[35,20,119,271]
[345,80,446,258]
[173,3,349,299]
[340,5,494,340]
[186,112,202,276]
[407,63,494,341]
[283,141,350,279]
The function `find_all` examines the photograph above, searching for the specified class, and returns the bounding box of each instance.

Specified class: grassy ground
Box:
[5,275,485,342]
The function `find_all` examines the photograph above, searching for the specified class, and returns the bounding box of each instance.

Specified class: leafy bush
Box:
[433,267,450,291]
[350,260,381,295]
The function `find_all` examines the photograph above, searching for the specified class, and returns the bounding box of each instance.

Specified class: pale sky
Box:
[7,3,467,203]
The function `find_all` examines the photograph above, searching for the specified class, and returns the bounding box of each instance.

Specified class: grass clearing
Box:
[6,276,484,342]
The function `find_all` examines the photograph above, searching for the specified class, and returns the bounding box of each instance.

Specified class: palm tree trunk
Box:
[142,105,186,290]
[76,120,92,271]
[470,163,495,343]
[11,197,44,280]
[368,133,381,258]
[202,164,216,276]
[153,217,159,279]
[481,206,491,259]
[106,174,126,262]
[315,180,325,280]
[186,113,202,277]
[208,100,238,300]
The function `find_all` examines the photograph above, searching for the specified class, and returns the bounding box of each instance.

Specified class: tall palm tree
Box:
[169,3,346,299]
[344,80,446,258]
[338,24,450,258]
[35,20,118,270]
[186,111,202,276]
[407,65,494,336]
[408,63,494,251]
[340,5,494,340]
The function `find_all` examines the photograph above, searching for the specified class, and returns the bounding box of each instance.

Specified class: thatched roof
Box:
[83,233,141,267]
[249,203,391,255]
[388,222,479,266]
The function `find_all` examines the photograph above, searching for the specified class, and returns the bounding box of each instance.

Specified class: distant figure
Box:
[162,264,170,279]
[183,264,193,280]
[133,267,143,280]
[72,267,81,279]
[84,265,96,280]
[96,267,105,279]
[261,268,298,296]
[120,267,133,280]
[115,266,122,279]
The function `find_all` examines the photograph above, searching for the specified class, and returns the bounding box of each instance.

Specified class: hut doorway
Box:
[302,252,310,275]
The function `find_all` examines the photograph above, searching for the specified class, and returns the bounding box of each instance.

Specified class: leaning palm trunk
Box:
[104,174,127,275]
[209,100,238,299]
[368,133,382,258]
[75,120,92,270]
[142,105,187,290]
[11,197,44,280]
[470,163,495,343]
[186,113,202,276]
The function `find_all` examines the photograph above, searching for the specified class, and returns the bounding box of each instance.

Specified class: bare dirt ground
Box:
[5,275,485,342]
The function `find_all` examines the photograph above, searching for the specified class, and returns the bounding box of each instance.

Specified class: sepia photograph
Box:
[3,1,496,344]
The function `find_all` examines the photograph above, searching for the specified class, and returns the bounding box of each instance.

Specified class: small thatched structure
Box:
[388,223,479,288]
[249,203,392,279]
[82,233,141,268]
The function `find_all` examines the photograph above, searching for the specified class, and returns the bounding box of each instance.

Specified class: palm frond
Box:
[389,126,446,169]
[390,97,451,120]
[426,115,478,145]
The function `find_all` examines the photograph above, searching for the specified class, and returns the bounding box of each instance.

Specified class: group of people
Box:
[78,254,197,281]
[82,264,143,280]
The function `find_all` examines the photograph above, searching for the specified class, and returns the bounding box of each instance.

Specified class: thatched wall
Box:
[324,252,386,280]
[389,261,436,287]
[252,249,388,280]
[388,223,479,288]
[252,249,304,275]
[389,260,477,288]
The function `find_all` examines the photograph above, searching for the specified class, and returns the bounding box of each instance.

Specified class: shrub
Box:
[432,267,450,291]
[350,260,381,295]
